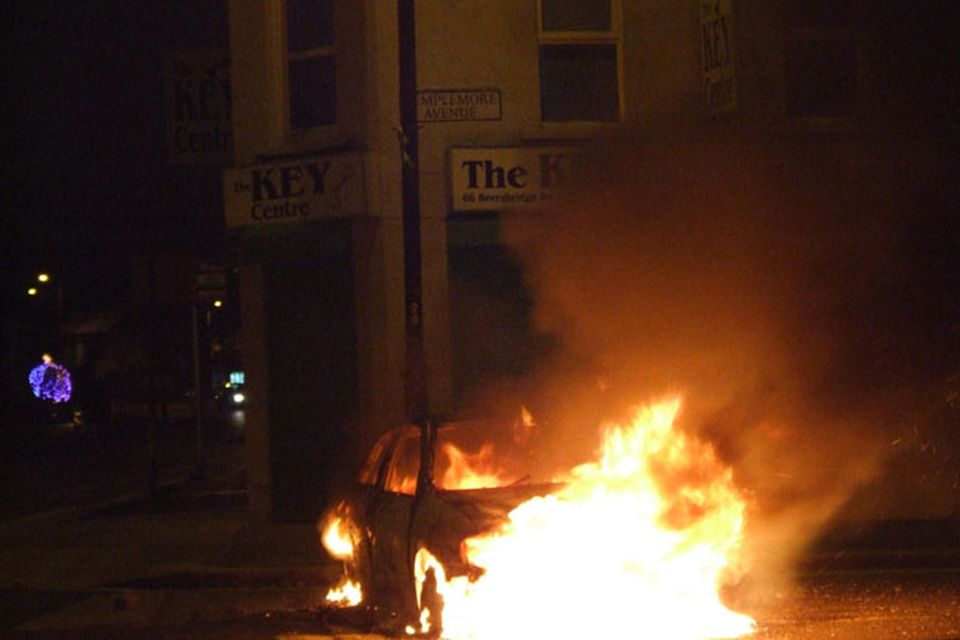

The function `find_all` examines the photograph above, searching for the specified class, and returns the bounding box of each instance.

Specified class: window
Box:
[378,421,556,495]
[538,0,621,122]
[357,429,399,487]
[286,0,336,130]
[783,0,858,118]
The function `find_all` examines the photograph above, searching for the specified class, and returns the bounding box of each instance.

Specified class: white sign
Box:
[450,147,580,211]
[701,0,737,115]
[165,50,233,165]
[223,154,364,228]
[196,263,227,301]
[418,88,502,122]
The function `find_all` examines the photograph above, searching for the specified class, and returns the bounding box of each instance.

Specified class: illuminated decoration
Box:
[229,371,245,385]
[28,356,72,403]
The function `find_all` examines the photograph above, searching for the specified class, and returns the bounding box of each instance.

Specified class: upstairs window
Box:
[538,0,621,122]
[783,0,858,118]
[286,0,336,130]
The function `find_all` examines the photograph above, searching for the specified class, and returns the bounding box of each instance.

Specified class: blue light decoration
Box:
[28,357,72,403]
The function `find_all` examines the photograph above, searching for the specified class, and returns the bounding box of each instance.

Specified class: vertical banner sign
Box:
[701,0,737,115]
[165,50,233,165]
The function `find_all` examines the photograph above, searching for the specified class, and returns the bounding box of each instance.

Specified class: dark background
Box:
[2,1,231,417]
[2,1,229,311]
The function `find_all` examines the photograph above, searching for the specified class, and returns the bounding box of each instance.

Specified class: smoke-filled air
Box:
[492,124,959,604]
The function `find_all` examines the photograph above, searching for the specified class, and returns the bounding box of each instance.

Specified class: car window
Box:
[379,419,546,494]
[434,421,531,490]
[357,429,399,487]
[383,429,420,494]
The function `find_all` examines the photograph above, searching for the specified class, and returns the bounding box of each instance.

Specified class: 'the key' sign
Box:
[450,147,580,211]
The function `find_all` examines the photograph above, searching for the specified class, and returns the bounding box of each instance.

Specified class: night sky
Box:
[3,1,228,317]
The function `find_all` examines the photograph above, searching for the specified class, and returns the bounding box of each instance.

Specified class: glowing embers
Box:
[320,507,363,607]
[28,354,72,403]
[415,398,755,640]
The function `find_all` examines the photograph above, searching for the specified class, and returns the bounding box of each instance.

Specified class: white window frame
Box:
[536,0,624,122]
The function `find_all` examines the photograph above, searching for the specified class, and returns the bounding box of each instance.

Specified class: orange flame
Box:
[416,397,755,640]
[326,575,363,607]
[438,443,513,490]
[321,515,354,560]
[320,512,364,607]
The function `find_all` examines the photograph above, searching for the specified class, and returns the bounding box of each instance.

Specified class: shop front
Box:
[223,151,395,521]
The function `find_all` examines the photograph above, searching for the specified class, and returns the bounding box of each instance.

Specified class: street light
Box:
[32,272,64,327]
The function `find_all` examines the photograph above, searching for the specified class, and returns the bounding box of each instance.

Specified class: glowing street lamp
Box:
[32,272,64,323]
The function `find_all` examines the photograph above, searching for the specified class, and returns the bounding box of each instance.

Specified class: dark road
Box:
[0,410,245,521]
[5,569,959,639]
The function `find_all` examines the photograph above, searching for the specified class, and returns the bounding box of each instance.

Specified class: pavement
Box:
[0,446,386,639]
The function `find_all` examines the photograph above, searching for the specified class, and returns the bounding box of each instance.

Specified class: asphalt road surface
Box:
[0,410,245,520]
[750,570,960,640]
[6,569,959,639]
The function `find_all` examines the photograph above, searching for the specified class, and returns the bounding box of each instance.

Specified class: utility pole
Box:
[191,302,204,479]
[147,256,160,499]
[399,0,429,428]
[399,0,437,598]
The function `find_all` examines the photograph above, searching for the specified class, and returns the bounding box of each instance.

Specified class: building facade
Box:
[226,0,939,520]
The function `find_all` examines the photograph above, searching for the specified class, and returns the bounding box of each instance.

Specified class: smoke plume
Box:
[497,123,957,594]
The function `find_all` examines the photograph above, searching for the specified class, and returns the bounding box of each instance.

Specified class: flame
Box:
[438,443,514,490]
[326,575,363,607]
[416,397,755,640]
[390,435,524,494]
[320,511,364,606]
[521,405,534,429]
[321,515,354,560]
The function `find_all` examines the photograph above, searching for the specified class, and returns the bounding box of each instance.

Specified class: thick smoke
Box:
[496,124,958,594]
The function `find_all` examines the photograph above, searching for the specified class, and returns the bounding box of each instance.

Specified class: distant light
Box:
[232,392,246,404]
[37,273,50,283]
[27,287,38,296]
[229,371,245,385]
[213,299,223,308]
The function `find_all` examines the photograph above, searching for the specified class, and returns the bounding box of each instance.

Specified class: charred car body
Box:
[321,416,559,628]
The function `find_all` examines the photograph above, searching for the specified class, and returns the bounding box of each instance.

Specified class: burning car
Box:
[320,413,559,627]
[320,398,757,640]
